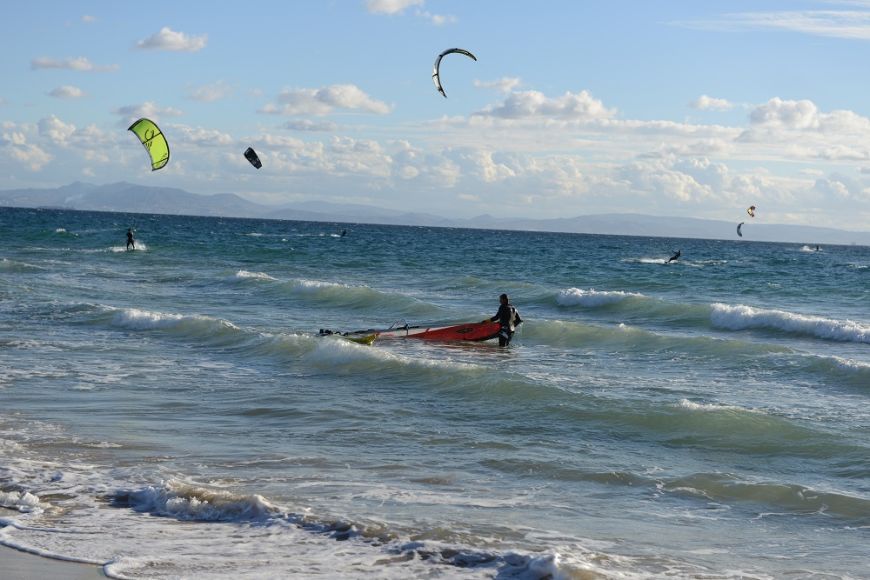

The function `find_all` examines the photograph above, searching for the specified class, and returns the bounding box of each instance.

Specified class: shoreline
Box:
[0,507,105,579]
[0,545,106,579]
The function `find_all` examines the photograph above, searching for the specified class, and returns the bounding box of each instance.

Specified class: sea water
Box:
[0,207,868,579]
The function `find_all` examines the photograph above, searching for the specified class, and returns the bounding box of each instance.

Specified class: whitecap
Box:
[677,399,758,413]
[557,287,644,308]
[234,270,277,281]
[710,303,870,343]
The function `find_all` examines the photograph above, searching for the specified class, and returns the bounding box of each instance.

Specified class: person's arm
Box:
[514,309,522,325]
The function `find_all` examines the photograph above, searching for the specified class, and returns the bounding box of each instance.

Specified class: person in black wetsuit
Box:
[126,228,135,251]
[666,249,681,263]
[488,293,522,347]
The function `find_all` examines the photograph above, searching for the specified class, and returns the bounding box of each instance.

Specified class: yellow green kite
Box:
[128,118,169,171]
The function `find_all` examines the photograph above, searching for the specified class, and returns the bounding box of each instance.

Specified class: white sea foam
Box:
[295,278,344,290]
[830,356,870,373]
[0,490,43,512]
[678,399,757,413]
[557,287,644,308]
[234,269,277,281]
[124,480,278,522]
[710,303,870,343]
[109,242,147,252]
[623,257,667,265]
[110,308,239,334]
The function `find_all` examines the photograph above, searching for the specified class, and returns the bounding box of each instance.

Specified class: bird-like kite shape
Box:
[432,48,477,98]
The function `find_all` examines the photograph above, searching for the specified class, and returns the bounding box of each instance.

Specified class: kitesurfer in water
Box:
[126,228,135,251]
[666,249,681,263]
[488,293,522,347]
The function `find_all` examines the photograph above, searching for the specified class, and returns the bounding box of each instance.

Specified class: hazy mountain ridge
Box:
[2,182,868,245]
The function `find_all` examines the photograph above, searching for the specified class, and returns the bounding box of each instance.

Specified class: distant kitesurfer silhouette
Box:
[126,228,135,251]
[666,249,681,263]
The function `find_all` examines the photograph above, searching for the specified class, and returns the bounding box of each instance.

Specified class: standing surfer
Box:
[488,293,522,347]
[666,249,681,263]
[126,228,135,251]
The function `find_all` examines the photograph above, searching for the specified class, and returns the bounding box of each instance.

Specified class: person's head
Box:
[499,293,508,304]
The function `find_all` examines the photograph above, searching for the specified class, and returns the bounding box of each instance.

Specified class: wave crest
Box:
[112,480,279,522]
[557,288,644,308]
[710,303,869,343]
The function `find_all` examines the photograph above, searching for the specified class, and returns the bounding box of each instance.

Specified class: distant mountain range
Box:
[2,181,868,245]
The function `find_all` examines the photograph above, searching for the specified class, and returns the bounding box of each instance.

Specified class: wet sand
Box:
[1,507,104,579]
[0,546,105,579]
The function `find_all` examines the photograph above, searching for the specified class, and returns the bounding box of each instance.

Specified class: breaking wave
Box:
[711,303,870,343]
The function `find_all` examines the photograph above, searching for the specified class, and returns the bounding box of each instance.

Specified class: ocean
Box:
[1,206,868,579]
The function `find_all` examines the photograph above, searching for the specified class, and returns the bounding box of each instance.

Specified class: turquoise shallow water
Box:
[1,206,868,578]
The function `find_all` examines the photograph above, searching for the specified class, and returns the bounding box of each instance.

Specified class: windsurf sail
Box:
[339,320,502,343]
[244,147,262,169]
[432,48,477,98]
[128,118,169,171]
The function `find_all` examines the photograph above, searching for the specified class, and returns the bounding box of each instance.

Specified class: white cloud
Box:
[474,77,521,93]
[475,89,616,121]
[114,102,184,125]
[366,0,423,15]
[673,9,870,39]
[690,95,734,111]
[613,153,753,204]
[48,85,85,99]
[31,57,118,72]
[169,124,234,147]
[254,134,307,149]
[136,27,207,52]
[419,10,456,26]
[82,15,96,23]
[366,0,454,25]
[740,98,870,153]
[9,144,52,171]
[750,97,820,129]
[1,130,27,147]
[1,130,52,170]
[260,85,391,116]
[187,81,233,102]
[38,115,76,145]
[814,172,869,200]
[282,119,338,132]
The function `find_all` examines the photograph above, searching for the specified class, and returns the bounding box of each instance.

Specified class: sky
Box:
[4,1,870,229]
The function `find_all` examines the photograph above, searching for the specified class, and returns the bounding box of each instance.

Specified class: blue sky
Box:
[3,1,870,229]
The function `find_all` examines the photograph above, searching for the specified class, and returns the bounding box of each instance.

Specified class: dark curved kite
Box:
[244,147,262,169]
[737,222,744,237]
[432,48,477,98]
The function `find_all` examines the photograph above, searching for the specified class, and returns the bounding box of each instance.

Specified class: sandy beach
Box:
[1,546,105,580]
